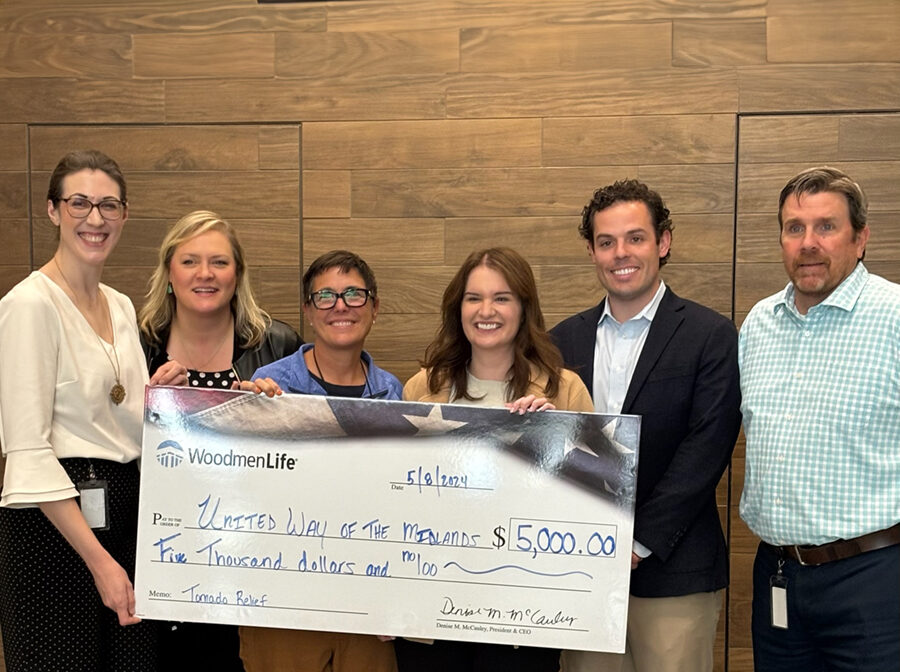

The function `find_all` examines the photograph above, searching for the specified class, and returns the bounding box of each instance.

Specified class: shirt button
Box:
[776,454,785,462]
[775,497,783,504]
[785,414,793,421]
[795,371,803,379]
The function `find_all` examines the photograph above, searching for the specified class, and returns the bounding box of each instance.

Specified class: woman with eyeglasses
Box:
[240,250,400,672]
[138,209,302,671]
[398,247,593,672]
[0,150,186,671]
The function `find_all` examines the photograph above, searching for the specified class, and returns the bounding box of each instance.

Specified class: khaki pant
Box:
[562,591,722,672]
[240,626,397,672]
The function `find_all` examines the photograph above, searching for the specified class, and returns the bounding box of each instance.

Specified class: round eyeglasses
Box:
[59,196,127,221]
[308,287,372,310]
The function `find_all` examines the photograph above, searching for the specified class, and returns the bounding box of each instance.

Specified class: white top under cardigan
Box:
[0,272,148,508]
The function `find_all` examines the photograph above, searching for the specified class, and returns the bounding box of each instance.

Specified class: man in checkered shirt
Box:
[739,166,900,672]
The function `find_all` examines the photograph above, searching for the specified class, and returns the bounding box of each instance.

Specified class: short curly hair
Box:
[578,179,674,267]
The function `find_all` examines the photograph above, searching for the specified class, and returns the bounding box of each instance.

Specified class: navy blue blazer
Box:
[550,288,741,597]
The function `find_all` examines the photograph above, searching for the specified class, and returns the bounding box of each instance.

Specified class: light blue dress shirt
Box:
[739,263,900,546]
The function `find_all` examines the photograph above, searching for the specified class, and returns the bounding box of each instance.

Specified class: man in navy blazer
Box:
[551,179,741,672]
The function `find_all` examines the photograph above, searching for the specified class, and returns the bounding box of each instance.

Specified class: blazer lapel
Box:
[573,301,606,396]
[622,289,684,413]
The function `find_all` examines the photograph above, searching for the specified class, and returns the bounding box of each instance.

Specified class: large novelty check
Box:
[135,387,639,652]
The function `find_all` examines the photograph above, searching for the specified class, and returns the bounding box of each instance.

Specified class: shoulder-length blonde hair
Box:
[422,247,562,402]
[139,210,270,348]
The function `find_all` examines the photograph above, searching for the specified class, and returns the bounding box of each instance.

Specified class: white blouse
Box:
[0,272,148,507]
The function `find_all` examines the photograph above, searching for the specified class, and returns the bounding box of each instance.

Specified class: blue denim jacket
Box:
[252,343,402,400]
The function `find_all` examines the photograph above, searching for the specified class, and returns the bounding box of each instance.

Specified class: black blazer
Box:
[550,288,741,597]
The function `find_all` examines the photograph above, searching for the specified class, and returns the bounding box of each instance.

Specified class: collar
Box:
[774,263,868,318]
[598,279,667,327]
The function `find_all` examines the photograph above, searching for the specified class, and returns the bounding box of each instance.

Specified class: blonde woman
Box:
[139,210,301,670]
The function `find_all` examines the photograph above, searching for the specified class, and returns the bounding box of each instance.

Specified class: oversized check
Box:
[135,386,639,652]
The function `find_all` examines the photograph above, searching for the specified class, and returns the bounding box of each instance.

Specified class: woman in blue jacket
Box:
[241,249,400,672]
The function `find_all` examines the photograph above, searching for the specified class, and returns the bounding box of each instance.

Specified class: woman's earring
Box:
[167,282,173,295]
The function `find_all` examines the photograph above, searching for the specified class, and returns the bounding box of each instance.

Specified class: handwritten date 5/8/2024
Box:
[493,519,618,559]
[406,465,468,492]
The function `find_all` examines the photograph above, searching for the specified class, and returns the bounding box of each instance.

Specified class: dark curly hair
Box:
[578,179,673,267]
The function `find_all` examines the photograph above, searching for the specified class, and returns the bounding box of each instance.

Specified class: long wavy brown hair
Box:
[422,247,563,402]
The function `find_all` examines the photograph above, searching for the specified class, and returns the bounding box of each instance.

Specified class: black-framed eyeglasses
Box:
[308,287,372,310]
[59,196,127,221]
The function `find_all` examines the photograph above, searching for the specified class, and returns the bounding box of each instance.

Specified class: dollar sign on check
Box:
[492,525,506,549]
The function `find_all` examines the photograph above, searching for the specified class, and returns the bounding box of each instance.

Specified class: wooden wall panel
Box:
[30,126,264,171]
[165,75,447,122]
[739,64,900,113]
[543,114,734,166]
[326,0,764,33]
[276,30,459,77]
[459,23,671,72]
[0,34,132,78]
[302,218,445,266]
[446,68,739,118]
[0,125,26,171]
[303,119,542,170]
[672,19,766,66]
[767,8,900,63]
[133,33,276,78]
[0,78,165,123]
[302,171,351,218]
[0,4,325,34]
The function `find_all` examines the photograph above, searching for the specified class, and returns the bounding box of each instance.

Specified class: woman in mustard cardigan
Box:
[399,247,592,672]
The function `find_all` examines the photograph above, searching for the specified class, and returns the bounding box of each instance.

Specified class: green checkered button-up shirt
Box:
[739,263,900,546]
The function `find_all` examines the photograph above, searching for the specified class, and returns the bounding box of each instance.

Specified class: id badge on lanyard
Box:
[77,461,109,531]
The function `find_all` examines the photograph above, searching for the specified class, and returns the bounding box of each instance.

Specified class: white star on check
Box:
[402,405,468,435]
[601,417,635,455]
[562,418,634,457]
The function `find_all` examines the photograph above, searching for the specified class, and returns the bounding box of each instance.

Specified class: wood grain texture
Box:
[738,161,900,213]
[673,19,766,66]
[543,114,735,166]
[31,171,299,220]
[445,217,586,265]
[0,125,26,171]
[303,219,445,266]
[636,164,735,214]
[350,167,635,218]
[255,265,301,315]
[0,220,30,266]
[0,3,326,34]
[738,116,840,164]
[327,0,764,33]
[767,10,900,63]
[0,78,165,123]
[276,30,458,77]
[302,171,350,218]
[0,33,131,79]
[369,266,457,314]
[364,312,440,362]
[0,173,28,218]
[258,126,300,169]
[29,125,263,171]
[739,65,900,113]
[839,115,900,160]
[134,33,275,78]
[460,23,671,73]
[303,119,542,170]
[165,75,447,122]
[447,68,739,118]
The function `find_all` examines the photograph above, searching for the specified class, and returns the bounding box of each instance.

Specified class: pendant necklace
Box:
[174,317,233,374]
[312,346,370,396]
[52,257,126,405]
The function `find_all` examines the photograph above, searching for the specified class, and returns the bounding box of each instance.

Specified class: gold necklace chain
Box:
[52,256,126,405]
[175,317,233,373]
